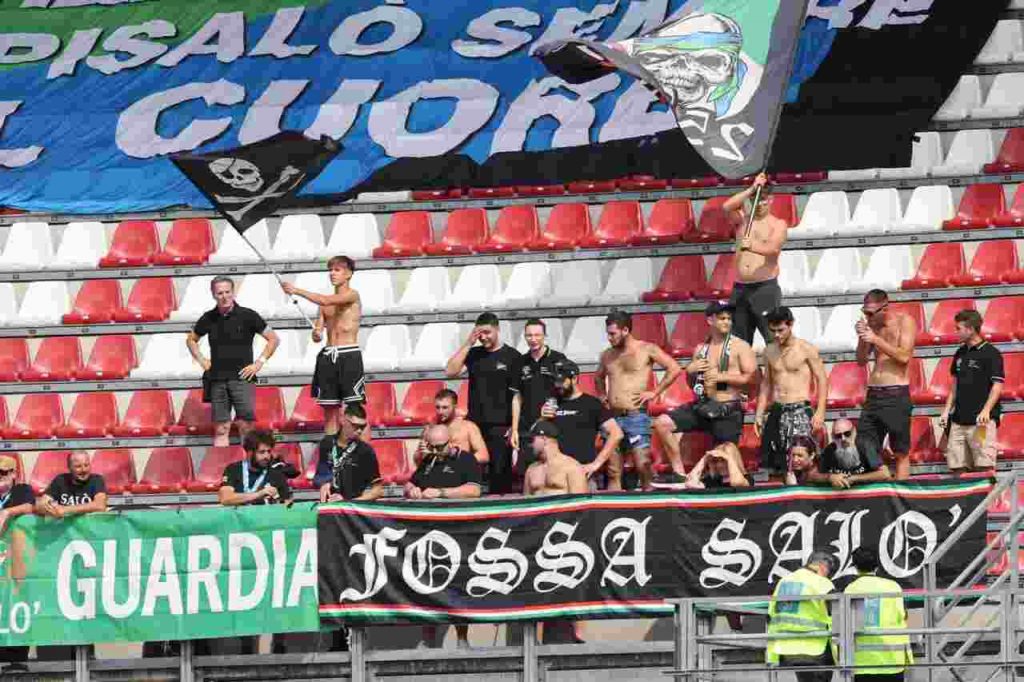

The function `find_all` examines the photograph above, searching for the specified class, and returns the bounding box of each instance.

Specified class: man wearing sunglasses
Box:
[855,289,917,480]
[0,456,32,673]
[315,403,383,503]
[804,419,891,489]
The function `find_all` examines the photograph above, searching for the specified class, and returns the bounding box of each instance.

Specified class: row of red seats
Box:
[0,336,135,382]
[943,183,1024,230]
[64,279,177,324]
[100,219,215,268]
[903,241,1024,289]
[372,197,797,257]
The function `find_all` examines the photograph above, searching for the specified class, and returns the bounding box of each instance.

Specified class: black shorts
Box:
[668,400,743,444]
[760,402,814,473]
[312,345,365,406]
[857,385,913,458]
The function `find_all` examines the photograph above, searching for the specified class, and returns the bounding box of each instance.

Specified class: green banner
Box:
[0,504,319,646]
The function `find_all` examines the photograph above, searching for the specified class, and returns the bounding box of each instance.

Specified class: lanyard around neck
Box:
[241,460,268,493]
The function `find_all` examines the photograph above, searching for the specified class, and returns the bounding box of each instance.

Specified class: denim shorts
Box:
[615,411,652,452]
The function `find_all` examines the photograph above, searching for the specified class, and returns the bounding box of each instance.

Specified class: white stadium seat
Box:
[208,220,271,264]
[53,221,108,269]
[934,75,982,122]
[594,258,653,305]
[975,20,1024,65]
[858,245,915,291]
[0,284,16,326]
[362,325,411,372]
[791,307,823,342]
[564,316,607,362]
[548,261,602,308]
[893,185,955,234]
[842,188,903,236]
[17,281,68,326]
[327,214,381,260]
[259,329,305,375]
[169,277,213,322]
[499,262,552,309]
[133,334,206,380]
[403,323,461,371]
[0,221,53,271]
[972,73,1024,119]
[815,305,862,352]
[351,269,396,315]
[516,318,567,354]
[295,335,326,377]
[270,214,325,262]
[778,250,811,296]
[877,132,943,179]
[827,168,879,182]
[236,274,291,319]
[392,267,450,314]
[279,271,332,320]
[794,191,850,238]
[807,247,863,296]
[439,265,502,312]
[930,130,994,177]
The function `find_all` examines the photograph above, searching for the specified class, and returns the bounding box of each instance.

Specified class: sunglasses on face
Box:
[861,304,888,317]
[0,469,13,476]
[348,421,368,432]
[833,430,853,440]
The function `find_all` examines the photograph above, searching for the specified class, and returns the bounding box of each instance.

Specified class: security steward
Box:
[767,550,836,682]
[844,546,912,682]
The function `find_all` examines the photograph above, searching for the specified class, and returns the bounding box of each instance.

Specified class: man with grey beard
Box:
[804,418,891,489]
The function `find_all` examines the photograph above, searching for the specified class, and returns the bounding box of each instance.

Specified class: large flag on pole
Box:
[535,0,809,179]
[171,131,341,232]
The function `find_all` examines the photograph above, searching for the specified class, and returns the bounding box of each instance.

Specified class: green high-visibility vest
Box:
[844,574,913,674]
[766,567,835,662]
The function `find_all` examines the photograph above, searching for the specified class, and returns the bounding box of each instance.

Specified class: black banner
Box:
[318,480,990,624]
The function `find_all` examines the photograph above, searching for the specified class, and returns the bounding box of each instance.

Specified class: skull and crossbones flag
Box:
[534,0,808,179]
[171,131,341,233]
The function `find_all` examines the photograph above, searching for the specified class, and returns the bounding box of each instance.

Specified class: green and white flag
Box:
[536,0,810,178]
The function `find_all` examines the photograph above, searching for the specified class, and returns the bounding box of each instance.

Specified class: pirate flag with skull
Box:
[171,131,341,232]
[534,0,808,179]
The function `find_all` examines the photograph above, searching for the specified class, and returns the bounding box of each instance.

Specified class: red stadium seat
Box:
[992,185,1024,228]
[21,337,83,382]
[374,440,411,484]
[695,253,738,299]
[579,201,643,248]
[769,194,798,227]
[188,446,245,492]
[456,381,468,417]
[113,277,177,323]
[283,386,325,433]
[567,179,616,194]
[99,220,159,267]
[687,197,738,243]
[153,218,215,265]
[901,242,965,290]
[423,208,488,256]
[113,390,174,437]
[1003,353,1024,400]
[168,389,214,436]
[949,240,1018,287]
[943,184,1006,230]
[252,386,286,430]
[669,312,710,358]
[919,299,976,345]
[372,212,432,258]
[650,377,697,417]
[0,397,8,433]
[62,280,122,325]
[77,335,137,380]
[906,358,927,404]
[515,184,566,197]
[529,203,591,250]
[981,296,1024,342]
[630,314,669,351]
[888,303,927,337]
[131,447,194,494]
[631,199,695,245]
[274,443,311,489]
[90,449,137,494]
[411,188,462,201]
[997,413,1024,460]
[0,339,29,382]
[984,128,1024,174]
[477,205,539,253]
[826,363,868,408]
[643,255,707,302]
[29,450,72,494]
[913,357,954,405]
[738,424,760,472]
[616,175,668,191]
[907,418,941,464]
[383,380,445,427]
[671,176,720,189]
[773,171,827,184]
[55,392,119,438]
[576,372,599,398]
[365,382,398,427]
[467,186,515,199]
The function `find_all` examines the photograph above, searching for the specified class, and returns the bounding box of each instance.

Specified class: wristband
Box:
[440,488,447,499]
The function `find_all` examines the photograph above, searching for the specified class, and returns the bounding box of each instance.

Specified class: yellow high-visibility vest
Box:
[844,574,913,674]
[766,567,835,663]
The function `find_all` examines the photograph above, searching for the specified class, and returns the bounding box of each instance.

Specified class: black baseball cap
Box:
[705,300,735,317]
[552,359,580,380]
[529,420,560,438]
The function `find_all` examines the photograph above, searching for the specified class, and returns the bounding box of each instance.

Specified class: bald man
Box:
[805,419,891,489]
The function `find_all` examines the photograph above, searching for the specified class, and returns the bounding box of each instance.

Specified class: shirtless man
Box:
[723,172,788,346]
[417,388,489,465]
[282,255,364,435]
[594,310,681,491]
[652,302,756,488]
[855,289,917,480]
[755,307,829,479]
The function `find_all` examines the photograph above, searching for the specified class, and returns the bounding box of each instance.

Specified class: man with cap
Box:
[844,546,912,682]
[767,550,837,682]
[0,455,32,672]
[540,359,624,487]
[653,301,756,488]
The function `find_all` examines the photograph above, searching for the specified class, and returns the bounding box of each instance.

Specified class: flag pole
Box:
[237,231,317,331]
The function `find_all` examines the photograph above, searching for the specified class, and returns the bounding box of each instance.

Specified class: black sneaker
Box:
[651,471,687,489]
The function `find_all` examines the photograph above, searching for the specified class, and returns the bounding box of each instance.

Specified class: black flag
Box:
[171,131,341,232]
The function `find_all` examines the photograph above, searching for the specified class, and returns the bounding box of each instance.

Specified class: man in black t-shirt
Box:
[36,452,108,518]
[314,403,383,502]
[218,429,293,506]
[0,456,33,672]
[803,420,891,489]
[540,360,623,485]
[940,309,1005,474]
[445,312,523,494]
[187,276,280,446]
[512,318,567,457]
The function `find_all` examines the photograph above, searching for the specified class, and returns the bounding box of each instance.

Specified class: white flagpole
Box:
[237,231,317,330]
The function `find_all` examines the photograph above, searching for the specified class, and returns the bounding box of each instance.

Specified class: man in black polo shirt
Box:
[36,451,108,518]
[445,312,523,494]
[314,403,383,502]
[218,429,293,506]
[512,318,567,467]
[940,309,1005,474]
[187,276,280,446]
[540,360,623,485]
